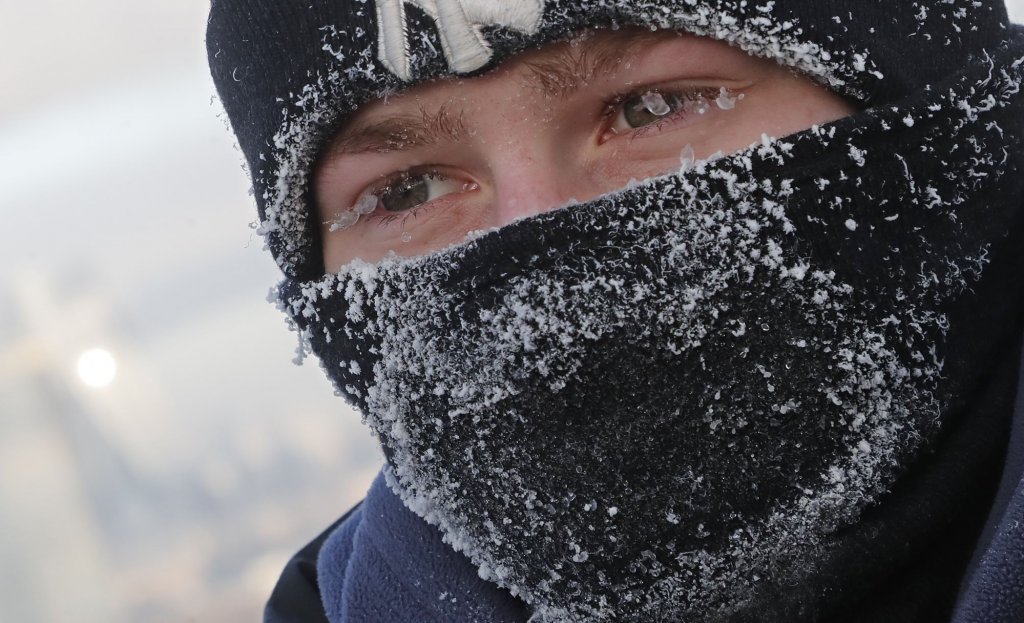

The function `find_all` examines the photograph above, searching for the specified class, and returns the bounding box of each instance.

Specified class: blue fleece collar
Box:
[316,472,530,623]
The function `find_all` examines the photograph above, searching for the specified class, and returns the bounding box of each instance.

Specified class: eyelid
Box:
[365,166,442,197]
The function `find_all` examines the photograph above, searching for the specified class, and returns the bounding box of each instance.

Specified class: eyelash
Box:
[374,205,421,228]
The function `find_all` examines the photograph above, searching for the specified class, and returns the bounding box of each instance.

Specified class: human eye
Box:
[327,167,478,232]
[600,86,739,141]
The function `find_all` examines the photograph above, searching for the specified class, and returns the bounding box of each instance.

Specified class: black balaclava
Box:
[208,2,1024,622]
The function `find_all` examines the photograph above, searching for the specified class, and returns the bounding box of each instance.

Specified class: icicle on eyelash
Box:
[328,211,359,232]
[641,91,672,116]
[716,87,744,110]
[354,194,378,215]
[638,87,741,121]
[328,194,378,232]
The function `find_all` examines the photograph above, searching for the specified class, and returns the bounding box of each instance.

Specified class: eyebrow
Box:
[324,101,467,158]
[321,29,676,160]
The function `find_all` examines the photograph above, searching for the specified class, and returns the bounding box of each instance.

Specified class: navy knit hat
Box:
[206,0,1011,281]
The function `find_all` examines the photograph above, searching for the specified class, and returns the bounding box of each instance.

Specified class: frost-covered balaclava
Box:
[209,2,1024,621]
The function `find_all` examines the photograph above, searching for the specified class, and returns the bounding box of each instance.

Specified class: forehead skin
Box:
[315,29,856,270]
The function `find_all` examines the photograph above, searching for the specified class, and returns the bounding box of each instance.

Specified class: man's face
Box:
[315,30,855,271]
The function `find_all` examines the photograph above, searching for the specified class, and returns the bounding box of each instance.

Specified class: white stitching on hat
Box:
[376,0,544,81]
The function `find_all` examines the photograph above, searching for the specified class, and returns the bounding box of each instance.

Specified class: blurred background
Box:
[0,2,384,622]
[2,2,1023,622]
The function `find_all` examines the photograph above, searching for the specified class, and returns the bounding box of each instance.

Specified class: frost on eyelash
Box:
[641,91,672,116]
[715,86,743,110]
[640,87,736,120]
[328,194,378,232]
[328,211,360,233]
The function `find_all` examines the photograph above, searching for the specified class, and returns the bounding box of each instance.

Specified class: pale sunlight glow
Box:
[77,348,118,388]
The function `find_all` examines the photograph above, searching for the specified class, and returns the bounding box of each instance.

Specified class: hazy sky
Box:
[0,4,382,621]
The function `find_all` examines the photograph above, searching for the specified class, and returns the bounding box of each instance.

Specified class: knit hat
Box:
[206,0,1011,281]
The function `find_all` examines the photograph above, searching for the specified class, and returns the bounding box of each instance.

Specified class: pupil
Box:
[381,176,429,212]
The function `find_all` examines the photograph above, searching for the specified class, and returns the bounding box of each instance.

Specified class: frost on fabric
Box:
[254,24,394,274]
[272,37,1024,622]
[255,0,873,277]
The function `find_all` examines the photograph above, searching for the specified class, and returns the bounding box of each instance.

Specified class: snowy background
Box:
[0,3,382,622]
[0,2,1022,622]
